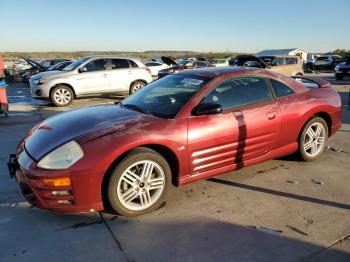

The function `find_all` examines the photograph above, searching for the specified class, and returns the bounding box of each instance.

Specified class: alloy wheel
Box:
[116,160,165,211]
[54,88,72,105]
[303,122,326,157]
[131,82,145,93]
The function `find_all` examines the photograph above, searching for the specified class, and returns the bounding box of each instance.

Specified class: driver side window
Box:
[203,77,273,109]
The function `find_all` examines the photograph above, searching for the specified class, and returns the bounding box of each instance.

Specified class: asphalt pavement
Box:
[0,74,349,262]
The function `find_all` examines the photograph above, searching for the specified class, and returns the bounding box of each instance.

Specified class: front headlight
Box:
[33,78,46,85]
[37,140,84,170]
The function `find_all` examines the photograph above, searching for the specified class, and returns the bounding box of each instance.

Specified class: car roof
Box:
[176,66,262,78]
[83,55,141,61]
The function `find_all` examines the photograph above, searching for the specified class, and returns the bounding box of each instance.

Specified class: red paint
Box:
[15,68,342,213]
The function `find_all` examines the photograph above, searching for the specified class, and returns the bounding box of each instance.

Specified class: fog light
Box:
[35,89,42,96]
[52,190,71,196]
[42,178,71,187]
[57,200,74,205]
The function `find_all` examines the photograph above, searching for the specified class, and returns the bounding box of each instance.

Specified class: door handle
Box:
[102,73,108,78]
[266,112,277,120]
[128,70,132,74]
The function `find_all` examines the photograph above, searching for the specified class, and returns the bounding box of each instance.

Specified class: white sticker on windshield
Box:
[180,78,203,86]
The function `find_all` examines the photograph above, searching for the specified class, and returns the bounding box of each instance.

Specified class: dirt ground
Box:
[0,73,349,262]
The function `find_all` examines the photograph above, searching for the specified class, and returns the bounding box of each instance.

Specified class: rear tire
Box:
[129,81,146,95]
[107,147,171,216]
[298,117,328,161]
[50,85,74,107]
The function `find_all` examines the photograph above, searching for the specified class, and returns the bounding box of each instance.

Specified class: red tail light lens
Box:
[145,68,152,75]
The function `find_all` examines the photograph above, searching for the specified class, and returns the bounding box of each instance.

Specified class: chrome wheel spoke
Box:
[304,140,313,151]
[122,187,139,203]
[141,162,154,180]
[306,128,316,138]
[139,190,151,207]
[149,177,164,190]
[123,170,140,185]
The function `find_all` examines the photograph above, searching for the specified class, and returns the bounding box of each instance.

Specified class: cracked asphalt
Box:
[0,73,349,262]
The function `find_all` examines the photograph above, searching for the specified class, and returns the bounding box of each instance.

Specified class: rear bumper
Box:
[329,108,343,136]
[9,149,103,213]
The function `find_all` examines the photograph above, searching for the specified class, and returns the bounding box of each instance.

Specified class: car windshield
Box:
[62,57,90,71]
[121,74,211,118]
[48,62,63,70]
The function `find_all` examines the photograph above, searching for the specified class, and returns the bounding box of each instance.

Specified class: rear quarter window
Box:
[270,79,295,97]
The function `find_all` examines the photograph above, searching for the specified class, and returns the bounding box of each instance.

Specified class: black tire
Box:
[107,147,171,216]
[298,117,328,162]
[129,81,146,95]
[50,85,74,107]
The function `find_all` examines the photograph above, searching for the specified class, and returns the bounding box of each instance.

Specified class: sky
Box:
[1,0,349,53]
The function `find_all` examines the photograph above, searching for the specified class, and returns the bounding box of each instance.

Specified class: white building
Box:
[256,48,308,62]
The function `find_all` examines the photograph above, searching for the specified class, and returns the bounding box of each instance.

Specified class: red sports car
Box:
[8,67,342,216]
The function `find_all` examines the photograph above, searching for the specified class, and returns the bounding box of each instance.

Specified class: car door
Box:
[187,76,281,175]
[75,58,110,94]
[108,58,132,92]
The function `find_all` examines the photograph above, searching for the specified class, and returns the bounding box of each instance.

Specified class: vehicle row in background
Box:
[229,55,304,77]
[158,60,213,78]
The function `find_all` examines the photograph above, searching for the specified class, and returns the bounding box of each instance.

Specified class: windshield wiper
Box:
[120,102,149,114]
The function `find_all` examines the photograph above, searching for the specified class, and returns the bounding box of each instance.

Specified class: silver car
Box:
[29,56,153,106]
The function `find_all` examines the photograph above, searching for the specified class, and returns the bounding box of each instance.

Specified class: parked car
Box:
[17,57,47,82]
[40,59,70,69]
[8,67,342,216]
[258,56,275,65]
[313,55,344,70]
[334,55,350,80]
[212,58,229,67]
[46,60,73,71]
[29,56,153,106]
[229,55,304,76]
[158,60,213,78]
[145,61,169,77]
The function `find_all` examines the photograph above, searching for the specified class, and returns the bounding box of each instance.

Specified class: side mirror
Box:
[78,67,87,73]
[192,103,223,116]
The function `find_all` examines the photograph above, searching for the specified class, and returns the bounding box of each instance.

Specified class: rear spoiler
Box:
[291,76,331,89]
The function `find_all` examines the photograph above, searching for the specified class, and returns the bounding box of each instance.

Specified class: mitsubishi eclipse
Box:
[8,67,342,216]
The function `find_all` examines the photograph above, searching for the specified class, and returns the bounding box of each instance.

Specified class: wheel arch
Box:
[130,79,148,86]
[298,111,332,141]
[49,83,76,98]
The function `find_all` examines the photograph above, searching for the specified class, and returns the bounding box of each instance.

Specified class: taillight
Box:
[145,68,152,75]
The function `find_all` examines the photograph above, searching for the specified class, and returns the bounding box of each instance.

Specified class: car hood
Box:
[22,57,46,70]
[150,56,178,66]
[31,70,64,79]
[24,104,158,161]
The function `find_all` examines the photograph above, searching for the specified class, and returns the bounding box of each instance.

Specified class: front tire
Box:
[107,147,171,216]
[129,81,145,95]
[50,85,74,107]
[298,117,328,161]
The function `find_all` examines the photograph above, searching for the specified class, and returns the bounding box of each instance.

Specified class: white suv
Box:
[29,56,153,106]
